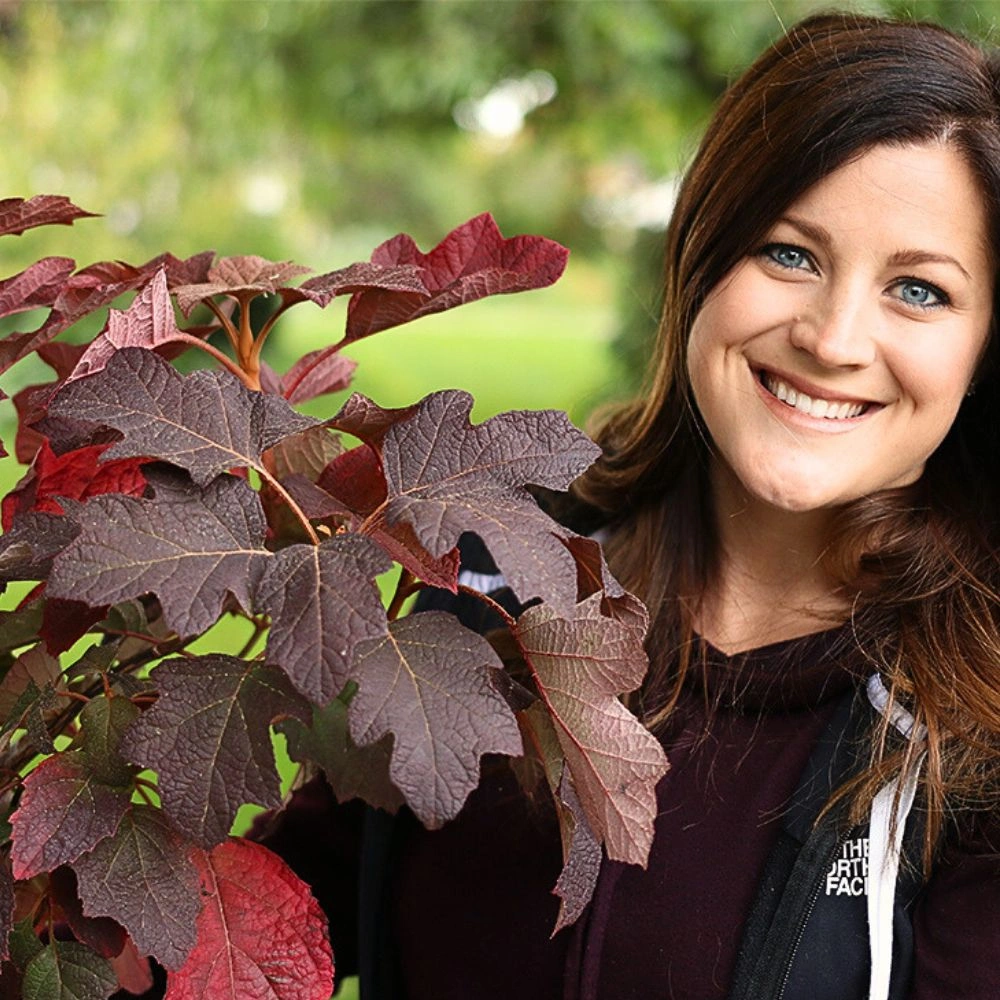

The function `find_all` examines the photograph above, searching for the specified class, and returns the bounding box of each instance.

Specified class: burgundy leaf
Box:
[345,212,568,342]
[514,595,668,866]
[10,753,131,879]
[67,269,186,381]
[0,258,75,321]
[73,805,201,971]
[375,390,600,612]
[109,939,155,996]
[49,348,317,485]
[172,255,311,315]
[0,195,96,237]
[349,611,522,827]
[164,839,333,1000]
[1,441,148,531]
[279,346,357,404]
[285,260,426,308]
[279,695,404,814]
[257,536,391,704]
[47,475,269,637]
[122,656,309,847]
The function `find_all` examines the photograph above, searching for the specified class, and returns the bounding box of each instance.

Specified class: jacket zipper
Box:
[775,832,850,1000]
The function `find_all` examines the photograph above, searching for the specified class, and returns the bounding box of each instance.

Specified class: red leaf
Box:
[50,867,127,960]
[344,213,568,342]
[41,599,109,656]
[1,441,148,532]
[0,195,96,237]
[10,753,131,879]
[165,839,334,1000]
[0,259,157,375]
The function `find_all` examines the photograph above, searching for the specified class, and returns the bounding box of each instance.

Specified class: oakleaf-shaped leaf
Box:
[10,754,131,879]
[0,258,75,321]
[345,212,569,341]
[279,690,404,814]
[514,595,668,866]
[73,805,201,970]
[122,656,309,847]
[257,536,391,704]
[0,195,96,237]
[552,768,602,934]
[49,348,317,485]
[21,940,117,1000]
[172,255,311,315]
[68,269,186,381]
[349,611,522,827]
[47,475,268,637]
[370,390,600,612]
[165,838,334,1000]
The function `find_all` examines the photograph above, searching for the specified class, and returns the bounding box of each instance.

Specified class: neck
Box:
[696,464,850,654]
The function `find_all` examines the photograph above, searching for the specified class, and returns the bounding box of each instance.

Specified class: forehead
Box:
[784,142,992,265]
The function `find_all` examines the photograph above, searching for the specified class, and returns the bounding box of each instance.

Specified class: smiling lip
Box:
[757,369,875,420]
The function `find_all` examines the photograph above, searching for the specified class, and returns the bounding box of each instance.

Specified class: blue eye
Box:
[760,243,813,271]
[893,279,948,309]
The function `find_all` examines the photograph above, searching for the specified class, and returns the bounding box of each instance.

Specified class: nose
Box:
[788,285,878,369]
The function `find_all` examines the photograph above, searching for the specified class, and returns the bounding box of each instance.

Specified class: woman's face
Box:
[686,141,995,515]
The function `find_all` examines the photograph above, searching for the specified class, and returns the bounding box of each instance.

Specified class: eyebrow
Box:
[778,214,974,282]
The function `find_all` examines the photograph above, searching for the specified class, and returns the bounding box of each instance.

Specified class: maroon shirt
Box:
[261,625,1000,999]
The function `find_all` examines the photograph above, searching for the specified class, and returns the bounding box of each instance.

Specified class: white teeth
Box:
[761,373,866,420]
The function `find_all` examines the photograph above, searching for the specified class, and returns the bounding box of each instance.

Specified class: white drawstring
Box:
[865,674,925,1000]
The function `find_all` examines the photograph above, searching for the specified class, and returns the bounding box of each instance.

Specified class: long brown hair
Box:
[576,13,1000,863]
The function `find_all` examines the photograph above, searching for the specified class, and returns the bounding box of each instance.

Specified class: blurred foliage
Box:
[0,0,999,393]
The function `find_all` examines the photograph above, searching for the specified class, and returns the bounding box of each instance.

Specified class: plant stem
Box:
[457,585,517,628]
[174,333,254,387]
[387,569,420,620]
[204,298,241,354]
[258,467,321,545]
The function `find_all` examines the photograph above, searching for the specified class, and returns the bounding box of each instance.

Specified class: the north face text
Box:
[825,837,869,897]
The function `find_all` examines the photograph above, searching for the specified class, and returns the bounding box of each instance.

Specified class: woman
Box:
[263,12,1000,999]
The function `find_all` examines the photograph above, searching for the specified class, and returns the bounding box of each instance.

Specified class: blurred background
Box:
[1,0,998,438]
[2,3,999,995]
